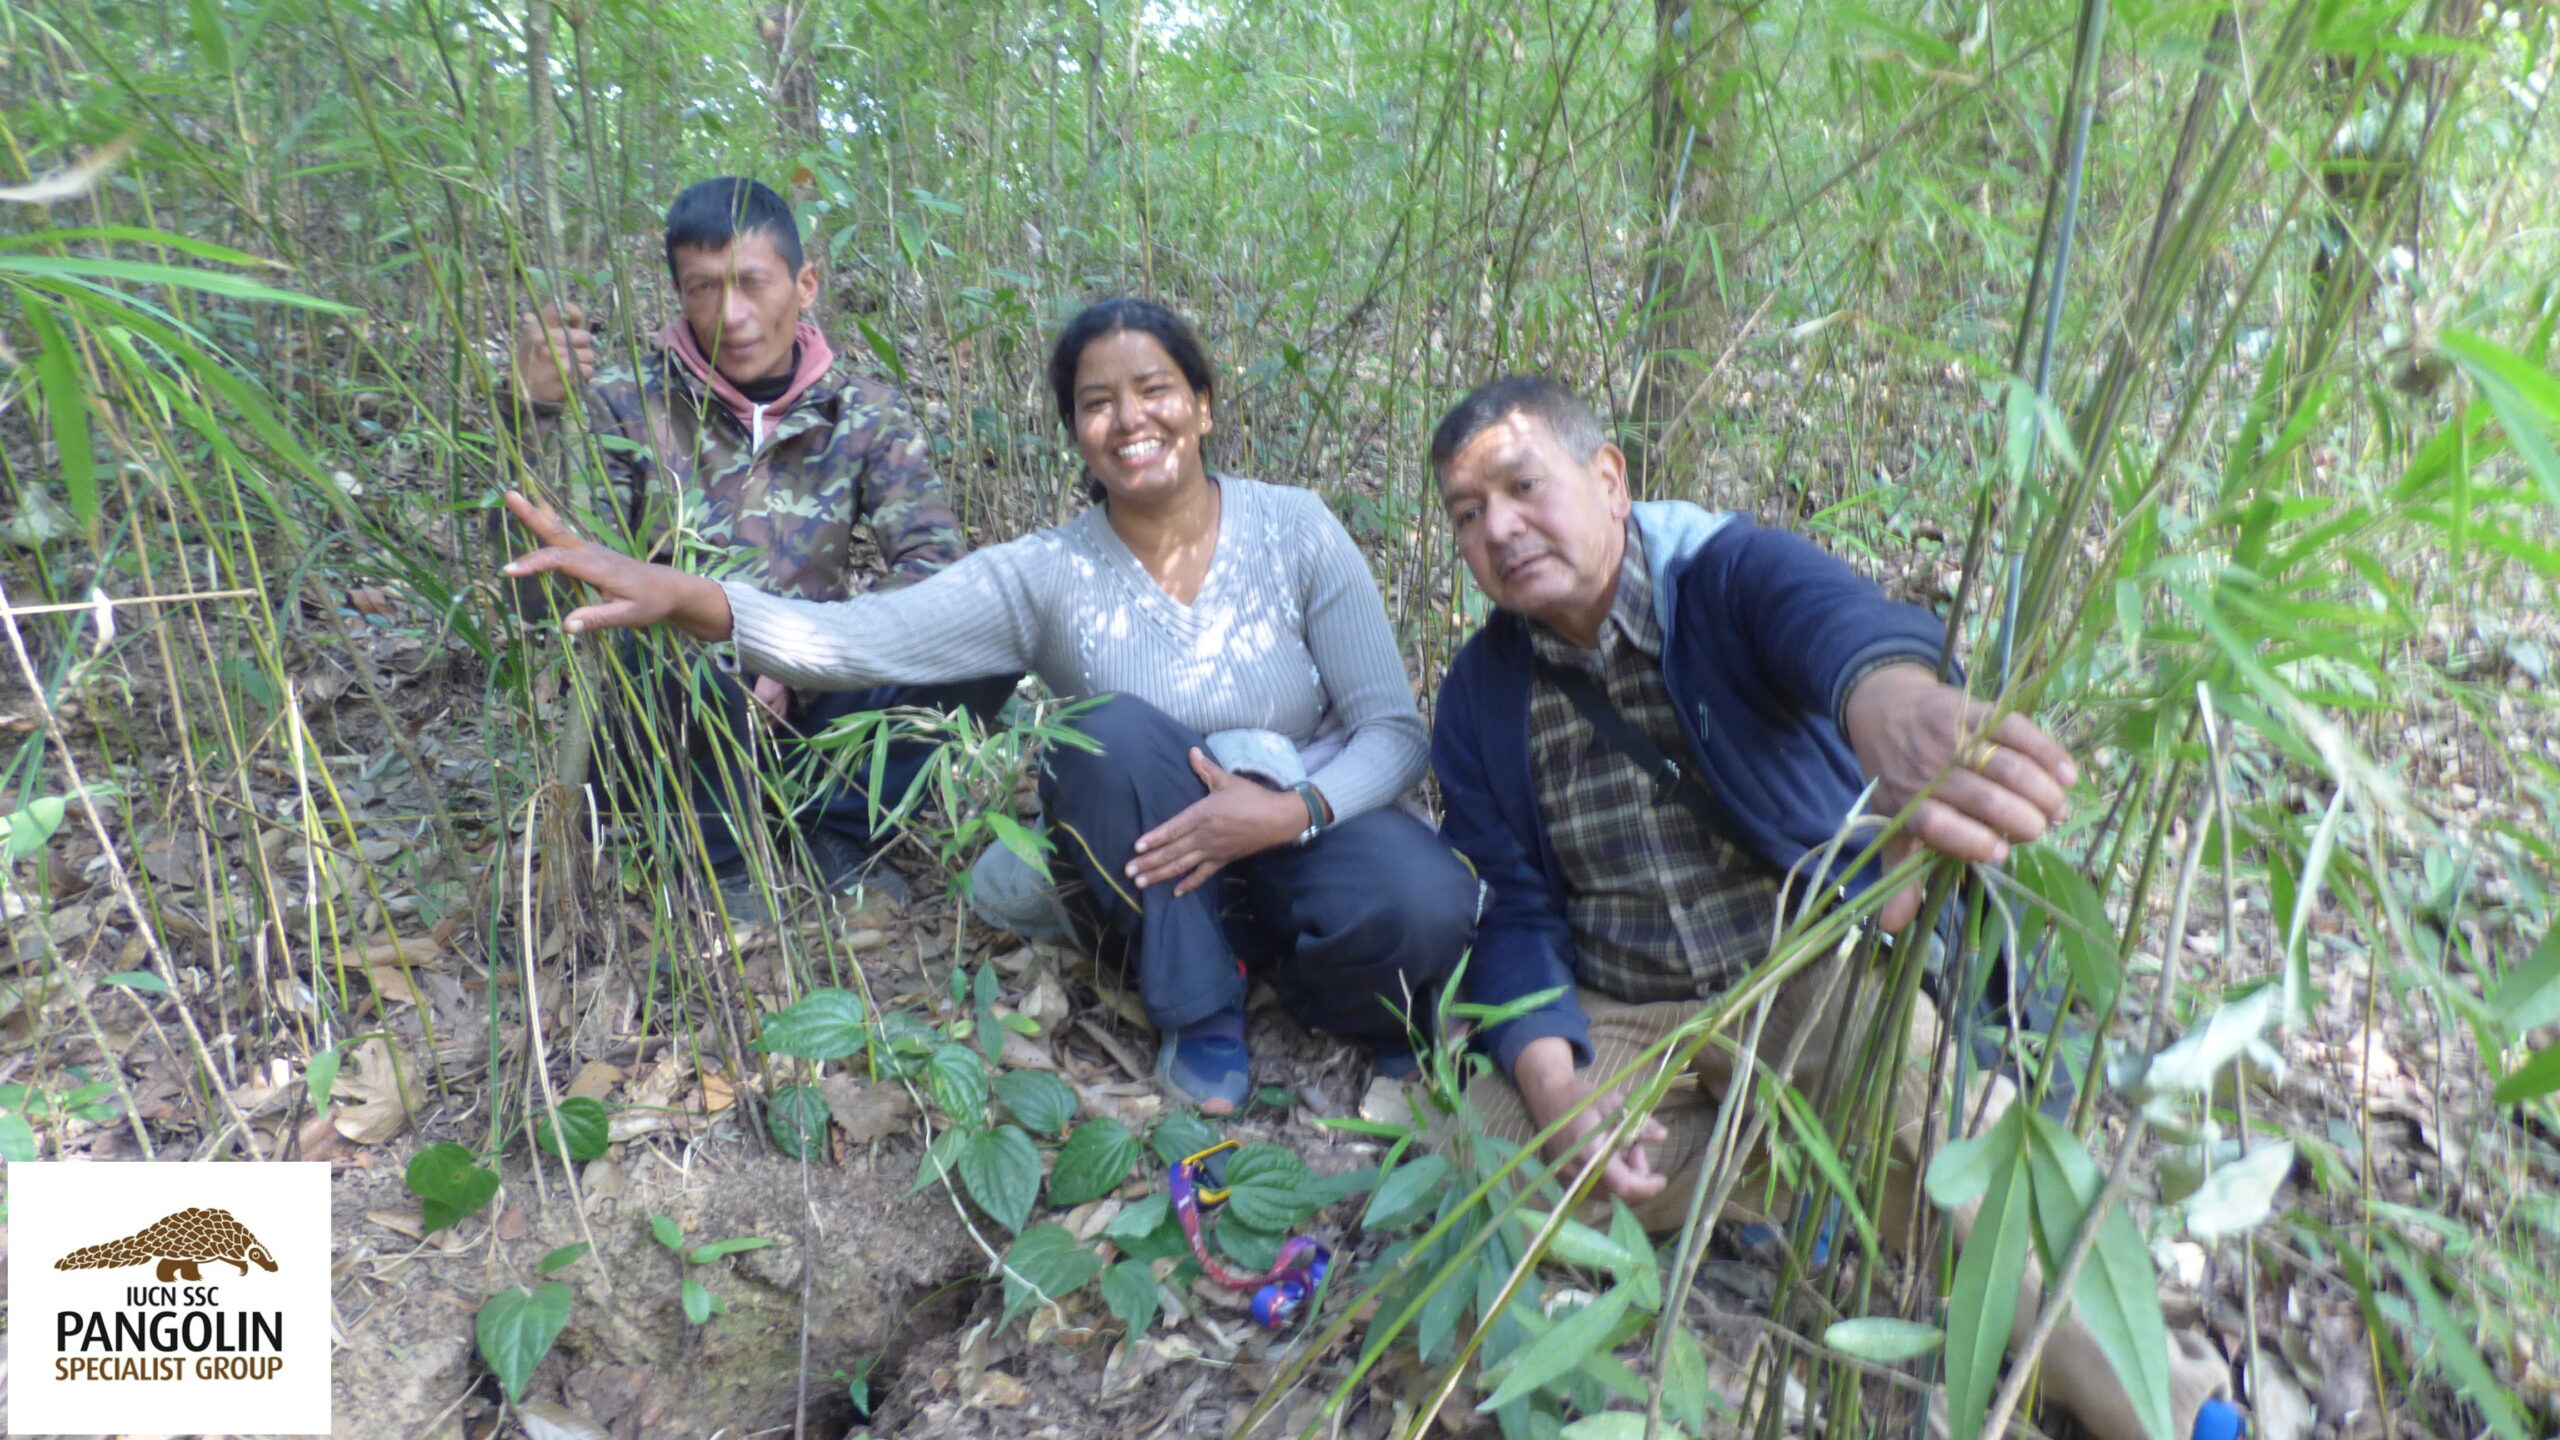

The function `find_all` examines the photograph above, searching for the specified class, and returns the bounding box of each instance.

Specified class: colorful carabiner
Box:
[1168,1146,1332,1330]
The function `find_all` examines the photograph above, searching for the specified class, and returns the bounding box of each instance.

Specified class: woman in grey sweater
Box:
[504,298,1477,1113]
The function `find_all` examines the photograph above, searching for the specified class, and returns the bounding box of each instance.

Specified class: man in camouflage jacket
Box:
[510,177,1012,916]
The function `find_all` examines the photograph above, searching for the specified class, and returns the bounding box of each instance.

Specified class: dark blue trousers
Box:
[1040,693,1479,1050]
[616,639,1016,868]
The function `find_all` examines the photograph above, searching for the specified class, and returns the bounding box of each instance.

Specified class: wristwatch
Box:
[1288,781,1328,846]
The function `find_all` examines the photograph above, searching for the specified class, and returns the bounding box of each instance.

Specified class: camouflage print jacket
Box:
[520,320,963,603]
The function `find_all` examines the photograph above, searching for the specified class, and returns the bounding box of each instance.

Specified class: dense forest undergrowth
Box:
[3,0,2560,1437]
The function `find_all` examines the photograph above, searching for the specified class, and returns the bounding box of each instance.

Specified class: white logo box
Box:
[8,1160,333,1435]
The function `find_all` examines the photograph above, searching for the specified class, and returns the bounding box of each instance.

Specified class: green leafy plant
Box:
[406,1143,500,1236]
[477,1281,573,1406]
[649,1212,775,1326]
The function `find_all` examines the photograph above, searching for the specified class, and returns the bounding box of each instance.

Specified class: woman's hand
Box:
[1126,750,1311,896]
[500,490,736,641]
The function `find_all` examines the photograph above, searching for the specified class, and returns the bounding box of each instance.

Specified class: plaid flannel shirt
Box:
[1528,527,1786,1004]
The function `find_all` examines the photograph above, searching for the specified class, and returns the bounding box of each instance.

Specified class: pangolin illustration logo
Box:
[54,1206,280,1283]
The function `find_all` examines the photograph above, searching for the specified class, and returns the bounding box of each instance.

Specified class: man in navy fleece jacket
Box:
[1427,377,2228,1440]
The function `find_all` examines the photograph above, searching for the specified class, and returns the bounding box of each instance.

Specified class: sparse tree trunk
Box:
[523,0,567,277]
[761,2,820,148]
[1630,0,1745,498]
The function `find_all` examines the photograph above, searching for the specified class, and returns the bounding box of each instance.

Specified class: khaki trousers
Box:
[1459,959,2224,1440]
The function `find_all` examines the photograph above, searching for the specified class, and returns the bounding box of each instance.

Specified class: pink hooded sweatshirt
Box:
[658,317,837,453]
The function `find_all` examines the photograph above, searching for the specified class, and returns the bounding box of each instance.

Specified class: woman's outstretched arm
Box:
[501,488,1048,692]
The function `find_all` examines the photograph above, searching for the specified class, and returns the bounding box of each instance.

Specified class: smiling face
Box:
[671,228,817,386]
[1071,329,1214,506]
[1438,408,1631,641]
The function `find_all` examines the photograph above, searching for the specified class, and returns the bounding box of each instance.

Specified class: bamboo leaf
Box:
[2492,1042,2560,1106]
[1943,1106,2029,1440]
[2381,1236,2530,1440]
[1477,1282,1633,1412]
[1824,1317,1944,1362]
[2024,1114,2175,1440]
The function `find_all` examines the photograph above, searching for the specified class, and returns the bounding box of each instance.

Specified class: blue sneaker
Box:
[1158,1010,1249,1115]
[2190,1398,2244,1440]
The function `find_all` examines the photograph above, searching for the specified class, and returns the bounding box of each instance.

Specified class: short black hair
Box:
[663,178,803,282]
[1045,297,1216,427]
[1428,375,1607,480]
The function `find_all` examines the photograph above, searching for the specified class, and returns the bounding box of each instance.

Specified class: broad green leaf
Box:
[689,1236,777,1263]
[2182,1142,2295,1241]
[1100,1258,1160,1350]
[680,1276,716,1324]
[2381,1236,2530,1440]
[1607,1201,1661,1312]
[2494,1042,2560,1105]
[986,811,1052,877]
[766,1085,832,1160]
[1664,1322,1714,1434]
[909,1126,971,1195]
[2024,1114,2173,1440]
[0,1111,36,1162]
[1826,1316,1943,1362]
[1149,1111,1220,1165]
[1001,1223,1103,1325]
[2012,847,2121,1014]
[0,255,362,311]
[1478,1283,1633,1412]
[536,1243,589,1274]
[992,1069,1078,1136]
[1363,1153,1450,1231]
[1943,1107,2030,1440]
[24,308,95,530]
[960,1125,1041,1233]
[1925,1119,2007,1208]
[1046,1118,1142,1207]
[6,796,66,861]
[100,970,169,994]
[650,1213,683,1250]
[2488,928,2560,1032]
[1222,1143,1325,1233]
[475,1282,572,1404]
[752,989,869,1060]
[927,1043,989,1125]
[1104,1192,1173,1240]
[305,1046,343,1112]
[1217,1217,1288,1270]
[406,1143,499,1236]
[533,1096,611,1162]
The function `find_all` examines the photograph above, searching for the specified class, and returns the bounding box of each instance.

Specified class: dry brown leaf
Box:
[565,1061,623,1102]
[696,1071,737,1114]
[347,586,396,617]
[328,1035,417,1144]
[365,965,425,1008]
[361,937,440,968]
[366,1208,426,1240]
[494,1204,529,1241]
[965,1369,1033,1408]
[516,1400,610,1440]
[818,1076,915,1144]
[581,1158,628,1210]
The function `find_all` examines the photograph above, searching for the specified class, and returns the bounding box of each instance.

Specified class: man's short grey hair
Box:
[1428,375,1608,479]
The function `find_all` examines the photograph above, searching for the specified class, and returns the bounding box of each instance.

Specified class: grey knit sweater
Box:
[723,475,1427,821]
